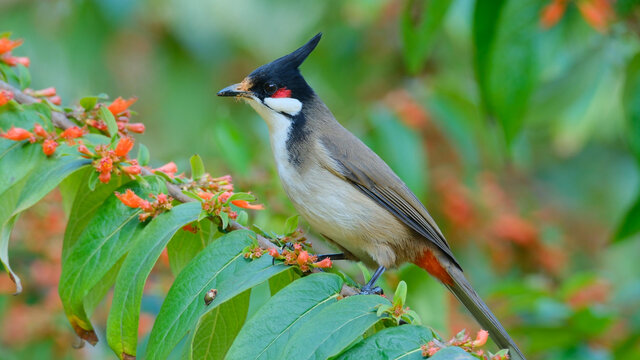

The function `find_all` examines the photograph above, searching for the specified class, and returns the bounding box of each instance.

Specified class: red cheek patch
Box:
[272,87,291,98]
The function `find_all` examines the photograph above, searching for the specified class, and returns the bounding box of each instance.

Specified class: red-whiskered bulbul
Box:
[218,33,525,360]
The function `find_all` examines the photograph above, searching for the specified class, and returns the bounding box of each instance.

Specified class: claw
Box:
[358,285,383,296]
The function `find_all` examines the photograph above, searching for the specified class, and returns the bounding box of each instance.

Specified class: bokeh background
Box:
[1,0,640,359]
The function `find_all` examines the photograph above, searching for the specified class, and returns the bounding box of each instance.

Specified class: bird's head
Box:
[217,33,321,118]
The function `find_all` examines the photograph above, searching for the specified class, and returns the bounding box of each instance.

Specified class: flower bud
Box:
[33,123,48,138]
[1,126,33,141]
[126,123,145,133]
[42,139,58,156]
[99,171,111,184]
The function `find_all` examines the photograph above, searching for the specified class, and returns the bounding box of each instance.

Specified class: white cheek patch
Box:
[264,97,302,116]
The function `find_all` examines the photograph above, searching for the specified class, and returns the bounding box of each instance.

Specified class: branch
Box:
[2,79,359,297]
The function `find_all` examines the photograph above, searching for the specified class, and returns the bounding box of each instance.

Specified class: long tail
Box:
[415,250,526,360]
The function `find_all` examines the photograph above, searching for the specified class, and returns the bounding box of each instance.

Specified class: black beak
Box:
[217,83,249,97]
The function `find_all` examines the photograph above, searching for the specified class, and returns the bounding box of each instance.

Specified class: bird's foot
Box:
[358,285,383,296]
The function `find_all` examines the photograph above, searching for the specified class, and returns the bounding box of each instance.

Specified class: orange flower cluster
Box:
[0,123,85,156]
[85,137,140,183]
[540,0,614,33]
[82,97,144,136]
[0,36,29,68]
[421,330,506,359]
[115,189,173,221]
[243,245,265,260]
[268,243,332,272]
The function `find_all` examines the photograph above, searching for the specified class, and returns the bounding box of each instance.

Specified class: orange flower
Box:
[115,136,135,157]
[60,126,84,140]
[1,126,33,141]
[77,143,93,157]
[0,37,23,54]
[48,95,61,105]
[313,258,332,268]
[99,171,111,184]
[115,189,145,208]
[231,199,264,210]
[218,191,233,203]
[268,248,279,257]
[33,123,48,138]
[577,0,613,33]
[42,139,58,156]
[182,224,198,233]
[97,156,113,173]
[540,0,568,28]
[296,251,310,266]
[197,191,214,200]
[33,87,56,97]
[1,54,30,67]
[0,90,14,106]
[108,97,137,115]
[122,163,142,176]
[154,161,178,175]
[472,330,489,347]
[126,123,145,133]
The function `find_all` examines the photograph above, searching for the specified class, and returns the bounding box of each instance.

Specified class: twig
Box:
[2,79,361,296]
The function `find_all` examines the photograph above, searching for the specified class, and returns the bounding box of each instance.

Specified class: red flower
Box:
[42,139,58,156]
[33,123,48,138]
[218,191,233,203]
[313,258,332,268]
[197,191,214,200]
[34,87,57,97]
[108,97,137,115]
[126,123,145,133]
[1,126,33,141]
[60,126,84,140]
[0,38,23,54]
[115,137,135,157]
[154,161,178,175]
[231,199,265,210]
[540,0,567,28]
[0,90,14,106]
[122,163,142,176]
[99,171,111,184]
[115,189,145,208]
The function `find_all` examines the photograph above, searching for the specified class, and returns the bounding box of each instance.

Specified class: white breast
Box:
[247,97,404,268]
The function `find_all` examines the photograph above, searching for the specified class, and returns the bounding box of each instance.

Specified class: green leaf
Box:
[393,281,408,307]
[268,268,299,296]
[189,290,251,360]
[167,220,218,276]
[59,179,162,344]
[145,230,289,360]
[336,325,433,360]
[226,273,343,360]
[190,154,205,180]
[79,94,108,112]
[98,105,118,138]
[614,190,640,243]
[280,294,391,359]
[106,202,201,359]
[400,0,452,74]
[15,64,30,90]
[623,52,640,164]
[137,143,150,166]
[429,346,478,359]
[284,215,299,235]
[473,0,540,145]
[227,192,256,202]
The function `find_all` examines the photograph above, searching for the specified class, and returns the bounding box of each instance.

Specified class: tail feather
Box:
[446,267,526,360]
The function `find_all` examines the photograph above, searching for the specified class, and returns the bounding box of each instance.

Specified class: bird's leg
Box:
[359,266,386,295]
[315,253,347,261]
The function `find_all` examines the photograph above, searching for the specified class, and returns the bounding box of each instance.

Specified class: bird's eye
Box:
[264,83,277,95]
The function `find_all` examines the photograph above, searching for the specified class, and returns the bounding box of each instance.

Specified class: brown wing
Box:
[318,128,461,269]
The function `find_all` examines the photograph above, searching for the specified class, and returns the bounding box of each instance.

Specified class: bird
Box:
[217,33,525,360]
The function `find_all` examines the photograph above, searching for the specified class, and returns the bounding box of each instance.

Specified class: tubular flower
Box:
[154,161,178,175]
[472,330,489,347]
[115,136,135,157]
[42,139,58,156]
[99,171,111,184]
[33,123,48,138]
[60,126,84,140]
[115,189,145,208]
[108,97,137,115]
[268,248,279,258]
[122,160,142,176]
[48,96,61,105]
[313,258,332,269]
[231,199,265,210]
[1,126,34,142]
[77,142,93,158]
[0,90,14,106]
[0,37,23,54]
[540,0,568,28]
[126,123,145,133]
[218,191,233,203]
[1,54,30,67]
[32,87,56,97]
[97,156,113,174]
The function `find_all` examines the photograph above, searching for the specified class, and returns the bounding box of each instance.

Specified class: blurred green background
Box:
[1,0,640,359]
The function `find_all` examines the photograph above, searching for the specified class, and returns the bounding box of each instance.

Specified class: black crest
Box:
[246,33,322,102]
